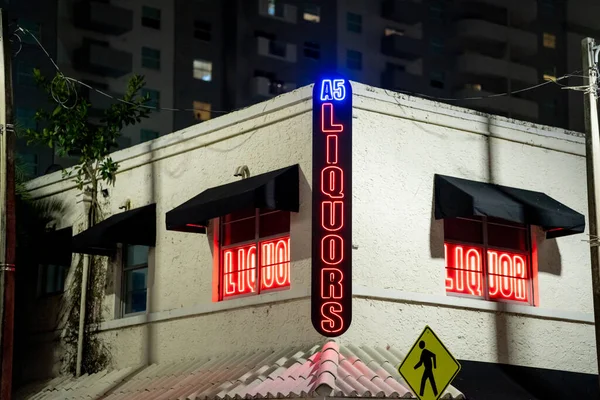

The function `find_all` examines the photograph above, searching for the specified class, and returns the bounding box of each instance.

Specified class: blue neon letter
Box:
[320,79,346,101]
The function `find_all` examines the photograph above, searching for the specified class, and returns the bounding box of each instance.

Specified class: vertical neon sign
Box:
[312,78,352,337]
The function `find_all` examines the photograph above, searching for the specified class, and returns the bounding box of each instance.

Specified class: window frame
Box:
[140,129,159,143]
[346,12,362,33]
[217,208,291,301]
[142,6,161,30]
[347,49,362,70]
[193,59,212,81]
[121,245,149,317]
[194,20,211,41]
[17,62,36,86]
[18,19,41,45]
[543,33,556,49]
[142,88,160,111]
[444,216,535,306]
[303,41,320,60]
[193,101,211,121]
[141,46,161,70]
[303,5,320,23]
[37,263,68,297]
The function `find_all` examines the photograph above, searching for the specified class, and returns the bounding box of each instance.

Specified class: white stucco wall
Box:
[22,81,595,382]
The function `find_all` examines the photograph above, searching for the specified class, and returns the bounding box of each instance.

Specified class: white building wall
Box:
[23,82,595,382]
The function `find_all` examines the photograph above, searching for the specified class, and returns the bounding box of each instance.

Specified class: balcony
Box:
[73,1,133,35]
[381,0,423,25]
[381,35,422,60]
[455,19,537,55]
[252,76,296,98]
[456,53,537,84]
[455,0,536,23]
[455,88,539,120]
[257,37,297,63]
[73,40,132,78]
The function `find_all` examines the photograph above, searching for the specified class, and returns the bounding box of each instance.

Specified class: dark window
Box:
[18,19,41,45]
[140,129,159,143]
[429,2,444,20]
[444,217,533,305]
[38,264,67,295]
[430,38,444,55]
[304,41,320,59]
[142,6,161,29]
[194,20,211,41]
[430,71,444,89]
[16,107,36,130]
[347,49,362,70]
[142,89,160,110]
[122,245,149,315]
[219,209,291,300]
[16,62,36,86]
[269,40,286,57]
[18,152,38,177]
[347,12,362,33]
[141,47,160,70]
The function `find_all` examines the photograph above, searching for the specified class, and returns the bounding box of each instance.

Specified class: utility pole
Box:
[0,7,15,399]
[582,37,600,390]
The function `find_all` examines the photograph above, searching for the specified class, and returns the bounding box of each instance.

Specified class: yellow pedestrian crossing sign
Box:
[397,326,461,400]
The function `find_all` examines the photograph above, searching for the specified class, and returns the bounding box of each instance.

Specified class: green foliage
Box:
[22,70,151,190]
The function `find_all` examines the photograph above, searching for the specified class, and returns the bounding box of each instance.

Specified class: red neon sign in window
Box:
[445,242,530,303]
[222,237,290,298]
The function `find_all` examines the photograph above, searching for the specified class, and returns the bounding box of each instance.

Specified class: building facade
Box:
[14,81,597,398]
[9,0,600,179]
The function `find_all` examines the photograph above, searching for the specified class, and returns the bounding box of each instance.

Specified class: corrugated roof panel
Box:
[15,341,466,400]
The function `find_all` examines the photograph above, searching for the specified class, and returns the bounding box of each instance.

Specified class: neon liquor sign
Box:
[311,78,352,336]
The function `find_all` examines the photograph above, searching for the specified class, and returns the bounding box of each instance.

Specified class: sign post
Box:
[398,326,461,400]
[311,78,353,337]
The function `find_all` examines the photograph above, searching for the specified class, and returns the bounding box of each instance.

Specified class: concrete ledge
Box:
[353,285,595,325]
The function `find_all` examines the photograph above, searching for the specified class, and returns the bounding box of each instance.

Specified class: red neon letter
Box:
[223,250,236,295]
[326,135,338,165]
[321,268,343,299]
[321,302,344,333]
[321,166,343,199]
[274,239,289,286]
[322,103,344,133]
[322,201,343,231]
[321,234,343,265]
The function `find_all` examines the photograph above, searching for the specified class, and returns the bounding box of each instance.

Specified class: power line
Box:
[15,26,593,114]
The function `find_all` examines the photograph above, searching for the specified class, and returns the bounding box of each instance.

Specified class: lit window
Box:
[385,28,404,36]
[141,47,160,70]
[219,208,290,300]
[347,12,362,33]
[18,19,41,45]
[444,217,533,304]
[17,152,38,177]
[16,107,36,130]
[142,89,160,110]
[194,20,211,41]
[303,5,320,23]
[122,245,149,315]
[140,129,159,143]
[543,33,556,49]
[142,6,161,30]
[465,83,482,91]
[193,59,212,81]
[267,0,284,17]
[193,101,211,121]
[17,62,36,86]
[543,68,557,82]
[304,41,320,60]
[38,264,67,295]
[347,49,362,70]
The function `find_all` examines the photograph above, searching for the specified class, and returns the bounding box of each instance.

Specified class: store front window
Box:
[444,217,533,304]
[219,208,290,300]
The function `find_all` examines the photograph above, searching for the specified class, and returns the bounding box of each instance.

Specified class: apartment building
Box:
[10,0,600,178]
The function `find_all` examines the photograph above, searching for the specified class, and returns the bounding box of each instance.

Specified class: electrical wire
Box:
[14,25,596,114]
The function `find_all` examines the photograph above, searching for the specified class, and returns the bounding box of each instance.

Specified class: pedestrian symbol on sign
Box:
[397,326,461,400]
[414,340,437,397]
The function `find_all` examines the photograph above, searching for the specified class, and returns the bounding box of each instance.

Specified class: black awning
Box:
[72,203,156,256]
[39,227,73,266]
[454,360,598,400]
[166,164,299,233]
[434,174,585,239]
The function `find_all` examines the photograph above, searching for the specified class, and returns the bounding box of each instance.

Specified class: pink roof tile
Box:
[15,341,465,400]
